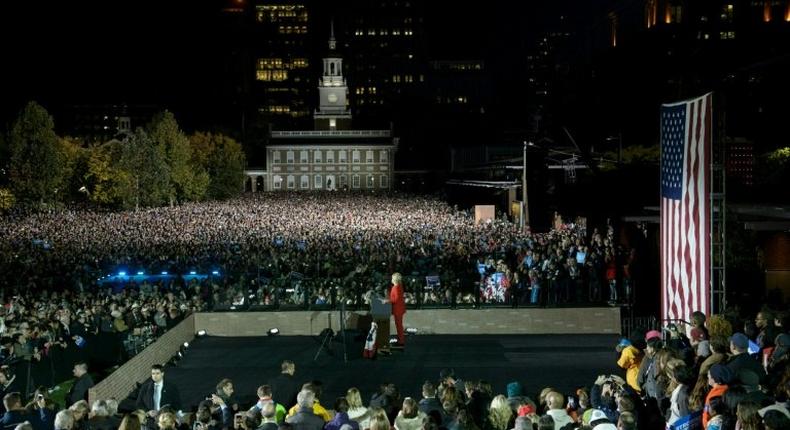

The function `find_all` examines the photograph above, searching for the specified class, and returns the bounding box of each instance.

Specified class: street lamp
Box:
[522,141,530,228]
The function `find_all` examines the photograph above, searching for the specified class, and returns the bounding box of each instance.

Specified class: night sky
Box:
[0,0,581,129]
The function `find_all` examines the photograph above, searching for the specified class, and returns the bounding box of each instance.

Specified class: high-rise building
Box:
[251,2,313,128]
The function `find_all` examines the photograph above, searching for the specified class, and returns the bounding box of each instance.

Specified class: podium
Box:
[370,298,391,350]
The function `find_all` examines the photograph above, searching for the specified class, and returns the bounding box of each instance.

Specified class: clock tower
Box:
[314,21,351,130]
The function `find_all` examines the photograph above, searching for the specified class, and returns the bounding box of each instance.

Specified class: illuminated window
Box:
[721,4,734,23]
[380,175,388,188]
[273,175,282,189]
[339,150,347,163]
[313,150,322,163]
[366,150,374,163]
[314,175,322,189]
[720,31,736,39]
[380,29,388,35]
[300,150,308,164]
[392,29,400,35]
[326,150,335,163]
[352,175,360,188]
[405,75,413,83]
[369,86,377,94]
[352,150,361,163]
[286,151,295,164]
[287,175,295,189]
[273,150,281,163]
[379,150,388,163]
[393,75,401,83]
[356,87,364,95]
[666,5,682,23]
[292,58,308,68]
[368,29,376,35]
[340,175,347,187]
[272,70,288,81]
[301,175,309,189]
[404,28,413,36]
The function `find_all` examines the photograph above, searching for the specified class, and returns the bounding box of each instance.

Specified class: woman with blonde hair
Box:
[394,398,426,430]
[367,409,390,430]
[157,411,177,430]
[69,400,91,430]
[347,388,371,428]
[487,395,513,430]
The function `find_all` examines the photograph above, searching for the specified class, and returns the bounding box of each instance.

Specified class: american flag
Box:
[661,93,712,324]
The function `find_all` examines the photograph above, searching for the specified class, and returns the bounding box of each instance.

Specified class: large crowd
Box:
[2,308,790,430]
[0,193,788,430]
[0,193,635,309]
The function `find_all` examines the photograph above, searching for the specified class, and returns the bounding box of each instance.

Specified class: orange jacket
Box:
[702,384,728,428]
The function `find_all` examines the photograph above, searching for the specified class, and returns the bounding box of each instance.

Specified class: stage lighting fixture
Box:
[137,271,144,275]
[197,330,207,337]
[212,270,220,275]
[406,327,418,335]
[268,328,280,336]
[118,271,126,277]
[183,342,189,348]
[189,271,197,275]
[161,271,168,275]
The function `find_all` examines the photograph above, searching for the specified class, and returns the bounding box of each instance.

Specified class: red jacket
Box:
[390,283,406,316]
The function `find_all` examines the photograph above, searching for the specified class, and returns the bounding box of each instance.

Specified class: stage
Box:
[164,333,621,410]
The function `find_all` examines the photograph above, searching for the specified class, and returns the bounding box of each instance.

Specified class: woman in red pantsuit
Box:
[389,272,406,347]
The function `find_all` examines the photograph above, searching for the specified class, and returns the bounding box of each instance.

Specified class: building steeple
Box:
[314,20,351,130]
[328,19,336,52]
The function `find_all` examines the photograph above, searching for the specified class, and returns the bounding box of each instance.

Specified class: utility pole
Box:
[522,141,530,228]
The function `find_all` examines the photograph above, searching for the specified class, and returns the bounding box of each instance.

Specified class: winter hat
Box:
[708,364,733,385]
[507,382,523,398]
[730,333,749,350]
[645,330,662,341]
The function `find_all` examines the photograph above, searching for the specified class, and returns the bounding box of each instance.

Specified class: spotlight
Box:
[197,330,207,337]
[268,328,280,336]
[212,270,220,275]
[189,271,197,275]
[161,271,168,275]
[406,327,418,335]
[183,342,189,348]
[118,271,126,277]
[137,271,144,275]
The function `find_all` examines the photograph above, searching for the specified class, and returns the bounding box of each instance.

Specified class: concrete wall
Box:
[89,314,196,405]
[193,307,621,336]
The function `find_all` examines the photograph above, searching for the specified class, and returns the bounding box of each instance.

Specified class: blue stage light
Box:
[118,271,126,276]
[212,270,220,275]
[189,271,197,275]
[161,271,168,275]
[137,271,144,275]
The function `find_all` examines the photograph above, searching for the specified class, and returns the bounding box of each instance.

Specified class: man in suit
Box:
[66,362,94,407]
[136,364,181,416]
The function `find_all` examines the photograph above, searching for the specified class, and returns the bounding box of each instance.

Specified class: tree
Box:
[84,141,130,207]
[58,137,89,203]
[122,128,171,208]
[148,111,207,203]
[7,102,64,204]
[0,188,15,212]
[190,132,247,200]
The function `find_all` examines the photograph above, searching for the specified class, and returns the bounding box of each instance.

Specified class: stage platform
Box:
[194,306,621,337]
[166,333,622,411]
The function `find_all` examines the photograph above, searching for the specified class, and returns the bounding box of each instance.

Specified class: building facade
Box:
[248,26,397,192]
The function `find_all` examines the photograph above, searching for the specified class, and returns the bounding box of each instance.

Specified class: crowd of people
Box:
[0,192,636,310]
[4,306,790,430]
